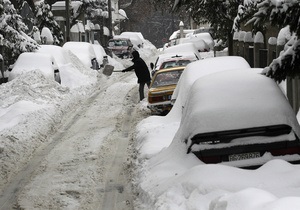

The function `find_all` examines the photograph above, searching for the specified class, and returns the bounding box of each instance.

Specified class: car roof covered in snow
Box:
[163,43,201,59]
[171,56,252,118]
[8,52,56,81]
[36,45,71,67]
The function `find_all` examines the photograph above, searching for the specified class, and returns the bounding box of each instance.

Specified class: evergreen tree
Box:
[153,0,243,55]
[236,0,300,82]
[34,0,64,45]
[0,0,39,66]
[71,0,108,27]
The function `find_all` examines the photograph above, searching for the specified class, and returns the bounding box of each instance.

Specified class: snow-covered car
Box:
[163,43,201,60]
[117,32,144,49]
[188,32,215,51]
[171,56,252,114]
[178,32,214,52]
[107,37,133,59]
[179,69,300,168]
[36,45,71,67]
[63,41,99,70]
[8,52,61,83]
[151,51,199,75]
[148,66,185,115]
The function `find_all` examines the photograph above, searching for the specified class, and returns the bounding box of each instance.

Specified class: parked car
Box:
[63,42,99,70]
[148,66,185,115]
[151,52,199,76]
[8,52,61,83]
[163,43,201,60]
[171,56,252,115]
[160,58,192,69]
[36,45,71,67]
[118,32,144,48]
[107,37,133,59]
[177,69,300,168]
[178,37,211,52]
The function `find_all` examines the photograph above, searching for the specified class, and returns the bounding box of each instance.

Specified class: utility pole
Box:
[108,0,113,39]
[66,0,70,41]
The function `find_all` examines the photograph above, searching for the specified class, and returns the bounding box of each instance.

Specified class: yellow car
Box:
[147,66,185,115]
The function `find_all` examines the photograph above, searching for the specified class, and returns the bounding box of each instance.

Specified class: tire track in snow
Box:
[96,87,140,210]
[0,73,139,209]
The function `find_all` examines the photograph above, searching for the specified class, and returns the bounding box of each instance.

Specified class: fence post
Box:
[254,31,264,68]
[267,37,277,65]
[233,31,239,56]
[238,31,246,58]
[244,32,254,66]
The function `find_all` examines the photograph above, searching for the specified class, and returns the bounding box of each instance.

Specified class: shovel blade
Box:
[102,64,114,76]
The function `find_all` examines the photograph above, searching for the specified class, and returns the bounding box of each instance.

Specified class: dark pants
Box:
[139,81,151,101]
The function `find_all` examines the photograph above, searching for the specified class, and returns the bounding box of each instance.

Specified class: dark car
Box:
[107,38,133,59]
[177,69,300,168]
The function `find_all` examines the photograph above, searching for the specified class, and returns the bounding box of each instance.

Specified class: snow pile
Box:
[133,55,300,209]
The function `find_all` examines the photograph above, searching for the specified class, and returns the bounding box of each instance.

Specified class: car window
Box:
[152,70,183,88]
[161,60,191,69]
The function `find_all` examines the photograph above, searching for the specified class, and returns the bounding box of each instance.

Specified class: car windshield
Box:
[152,70,183,88]
[160,60,191,69]
[109,40,128,47]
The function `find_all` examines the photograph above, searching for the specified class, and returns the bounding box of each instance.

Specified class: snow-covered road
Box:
[0,70,151,209]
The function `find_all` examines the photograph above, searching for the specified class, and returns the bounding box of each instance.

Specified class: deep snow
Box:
[1,38,300,210]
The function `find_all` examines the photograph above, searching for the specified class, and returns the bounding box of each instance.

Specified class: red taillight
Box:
[270,147,300,156]
[195,153,222,164]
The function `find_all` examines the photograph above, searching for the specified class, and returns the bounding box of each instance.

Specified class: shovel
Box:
[102,64,123,76]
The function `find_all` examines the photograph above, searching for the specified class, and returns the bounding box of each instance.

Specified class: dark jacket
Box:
[123,51,151,83]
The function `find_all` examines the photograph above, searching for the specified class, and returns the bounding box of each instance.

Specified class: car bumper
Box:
[147,101,172,114]
[192,140,300,168]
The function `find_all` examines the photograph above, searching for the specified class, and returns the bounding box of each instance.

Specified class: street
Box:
[0,72,149,209]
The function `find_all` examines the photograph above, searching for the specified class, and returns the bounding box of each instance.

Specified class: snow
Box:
[1,39,300,210]
[277,26,292,46]
[254,31,264,43]
[63,42,97,69]
[171,56,252,120]
[268,37,277,45]
[8,52,57,81]
[117,32,145,48]
[244,31,254,43]
[164,43,201,60]
[238,31,246,42]
[41,27,54,44]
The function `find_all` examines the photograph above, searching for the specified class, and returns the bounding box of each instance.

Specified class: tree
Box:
[0,0,39,67]
[34,0,64,45]
[154,0,243,55]
[241,0,300,82]
[70,0,108,27]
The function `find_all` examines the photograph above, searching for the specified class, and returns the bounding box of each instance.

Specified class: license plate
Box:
[228,152,260,161]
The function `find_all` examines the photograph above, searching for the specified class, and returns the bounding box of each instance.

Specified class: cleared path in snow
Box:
[0,72,149,209]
